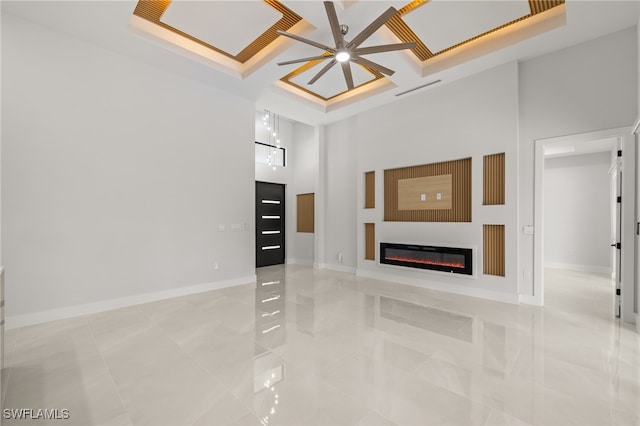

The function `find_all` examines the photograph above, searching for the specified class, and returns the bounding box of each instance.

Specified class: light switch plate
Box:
[420,194,426,201]
[436,192,442,200]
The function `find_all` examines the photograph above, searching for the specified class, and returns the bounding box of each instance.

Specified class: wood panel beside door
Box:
[297,193,314,233]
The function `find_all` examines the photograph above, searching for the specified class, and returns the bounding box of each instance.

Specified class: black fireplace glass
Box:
[380,243,473,275]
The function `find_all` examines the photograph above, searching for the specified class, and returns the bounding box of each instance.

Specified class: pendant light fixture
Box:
[262,110,282,170]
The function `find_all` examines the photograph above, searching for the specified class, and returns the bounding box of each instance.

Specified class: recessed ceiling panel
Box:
[403,0,531,53]
[289,61,377,99]
[161,0,283,55]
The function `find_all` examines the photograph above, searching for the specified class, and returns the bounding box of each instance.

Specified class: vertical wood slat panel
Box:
[297,193,314,233]
[365,223,375,261]
[483,153,505,205]
[365,171,375,209]
[384,158,471,222]
[483,224,505,276]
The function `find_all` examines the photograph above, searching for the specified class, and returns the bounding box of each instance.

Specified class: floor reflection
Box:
[4,266,638,425]
[254,278,286,425]
[255,279,286,349]
[379,296,475,342]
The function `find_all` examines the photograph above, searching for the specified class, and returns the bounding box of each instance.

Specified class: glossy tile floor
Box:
[2,266,639,425]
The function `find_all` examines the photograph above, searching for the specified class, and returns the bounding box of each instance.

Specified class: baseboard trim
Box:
[287,258,314,266]
[519,294,543,306]
[322,263,357,274]
[6,274,257,329]
[545,262,610,274]
[356,269,519,304]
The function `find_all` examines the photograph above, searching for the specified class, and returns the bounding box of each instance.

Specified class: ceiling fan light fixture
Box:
[276,2,413,91]
[336,50,350,63]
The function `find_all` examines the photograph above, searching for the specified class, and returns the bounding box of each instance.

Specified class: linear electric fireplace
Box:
[380,242,473,276]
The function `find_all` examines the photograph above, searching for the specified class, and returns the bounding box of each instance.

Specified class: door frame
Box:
[533,126,636,323]
[634,118,640,333]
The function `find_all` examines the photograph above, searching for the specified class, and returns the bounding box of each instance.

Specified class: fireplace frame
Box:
[379,242,476,278]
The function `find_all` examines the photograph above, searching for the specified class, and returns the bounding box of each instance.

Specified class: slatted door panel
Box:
[483,224,505,277]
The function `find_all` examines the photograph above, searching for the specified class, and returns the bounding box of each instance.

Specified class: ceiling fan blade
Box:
[277,55,332,66]
[276,30,335,53]
[351,56,395,76]
[347,7,397,49]
[341,62,354,90]
[354,42,416,56]
[324,1,345,49]
[308,59,337,85]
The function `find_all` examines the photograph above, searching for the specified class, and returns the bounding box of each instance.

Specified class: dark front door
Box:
[256,181,285,267]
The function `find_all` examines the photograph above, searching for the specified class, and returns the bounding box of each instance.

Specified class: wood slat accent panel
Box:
[483,225,505,277]
[297,193,314,233]
[529,0,565,15]
[365,223,375,261]
[384,158,471,222]
[365,171,375,209]
[483,153,505,205]
[385,14,433,61]
[398,174,452,210]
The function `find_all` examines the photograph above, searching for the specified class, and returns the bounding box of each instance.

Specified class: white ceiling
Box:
[403,0,531,53]
[2,1,639,126]
[161,0,283,55]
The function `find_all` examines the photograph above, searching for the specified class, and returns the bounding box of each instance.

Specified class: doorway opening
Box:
[534,127,636,322]
[543,141,617,319]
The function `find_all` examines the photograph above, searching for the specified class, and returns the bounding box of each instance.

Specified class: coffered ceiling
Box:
[2,1,639,124]
[130,0,566,109]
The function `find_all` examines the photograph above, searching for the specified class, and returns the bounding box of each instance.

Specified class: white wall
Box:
[2,14,256,326]
[543,152,612,273]
[519,27,638,296]
[352,62,519,303]
[323,117,357,272]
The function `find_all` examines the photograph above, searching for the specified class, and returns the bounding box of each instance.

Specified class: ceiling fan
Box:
[276,1,416,90]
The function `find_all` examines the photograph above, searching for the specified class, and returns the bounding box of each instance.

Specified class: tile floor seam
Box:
[85,315,134,426]
[2,328,19,405]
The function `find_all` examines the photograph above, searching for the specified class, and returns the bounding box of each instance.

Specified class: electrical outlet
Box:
[213,262,219,270]
[338,252,343,263]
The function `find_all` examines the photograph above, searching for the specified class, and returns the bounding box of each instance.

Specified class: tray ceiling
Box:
[131,0,566,111]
